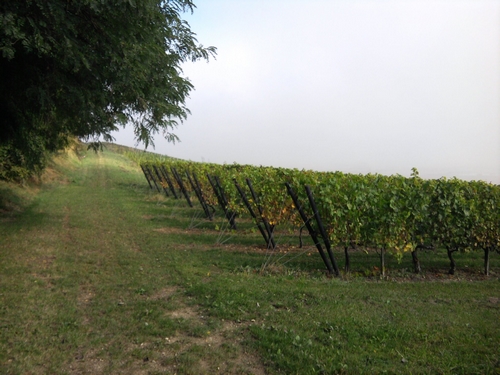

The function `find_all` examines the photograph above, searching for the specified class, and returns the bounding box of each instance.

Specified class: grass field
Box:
[1,145,499,374]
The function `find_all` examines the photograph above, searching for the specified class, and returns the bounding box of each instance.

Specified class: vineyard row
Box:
[127,153,499,277]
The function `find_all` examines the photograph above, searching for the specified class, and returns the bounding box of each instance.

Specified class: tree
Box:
[0,0,216,180]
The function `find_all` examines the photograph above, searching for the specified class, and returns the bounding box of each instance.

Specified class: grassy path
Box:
[1,147,499,374]
[1,150,264,374]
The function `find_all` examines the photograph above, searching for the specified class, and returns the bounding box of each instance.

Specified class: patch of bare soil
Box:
[155,302,266,375]
[153,226,211,235]
[149,286,178,301]
[67,286,267,374]
[153,226,311,254]
[68,349,107,375]
[77,285,95,307]
[155,287,266,374]
[488,297,499,304]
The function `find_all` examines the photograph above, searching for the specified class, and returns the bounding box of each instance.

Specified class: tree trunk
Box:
[484,247,490,276]
[447,247,456,275]
[344,246,350,273]
[411,250,421,274]
[380,248,385,277]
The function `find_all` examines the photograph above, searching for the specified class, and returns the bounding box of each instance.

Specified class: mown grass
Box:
[0,145,499,374]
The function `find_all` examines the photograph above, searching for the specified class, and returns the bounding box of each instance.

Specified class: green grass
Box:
[0,146,499,374]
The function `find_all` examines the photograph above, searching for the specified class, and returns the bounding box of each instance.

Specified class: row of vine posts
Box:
[137,159,499,277]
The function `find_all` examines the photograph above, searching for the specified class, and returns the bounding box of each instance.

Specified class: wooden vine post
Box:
[160,165,179,199]
[285,182,335,276]
[145,165,161,192]
[234,179,276,249]
[185,170,214,220]
[207,174,237,230]
[304,185,340,277]
[140,164,154,190]
[153,165,170,196]
[171,167,193,207]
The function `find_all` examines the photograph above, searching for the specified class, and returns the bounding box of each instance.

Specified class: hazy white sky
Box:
[112,0,500,183]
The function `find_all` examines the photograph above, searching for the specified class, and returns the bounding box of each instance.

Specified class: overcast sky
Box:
[112,0,500,183]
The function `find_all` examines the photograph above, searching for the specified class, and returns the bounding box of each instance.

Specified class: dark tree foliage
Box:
[0,0,215,180]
